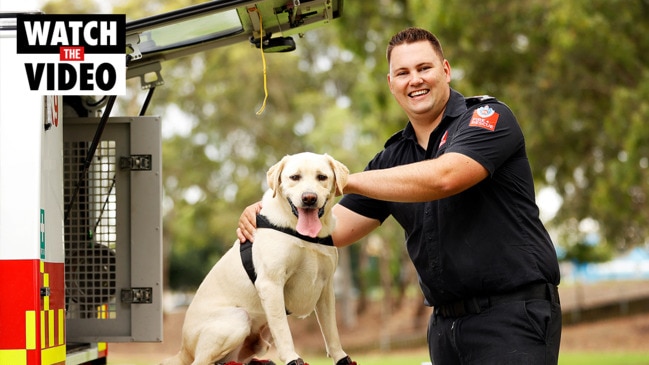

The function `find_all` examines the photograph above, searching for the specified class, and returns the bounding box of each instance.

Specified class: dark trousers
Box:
[427,289,562,364]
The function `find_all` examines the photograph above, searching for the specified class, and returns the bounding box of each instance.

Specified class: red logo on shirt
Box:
[439,130,448,148]
[469,106,499,131]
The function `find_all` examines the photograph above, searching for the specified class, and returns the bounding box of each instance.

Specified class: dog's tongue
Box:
[296,208,322,237]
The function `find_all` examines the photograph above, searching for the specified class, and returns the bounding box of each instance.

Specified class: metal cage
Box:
[64,116,162,342]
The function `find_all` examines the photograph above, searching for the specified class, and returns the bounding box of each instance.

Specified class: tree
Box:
[423,0,649,250]
[43,0,649,292]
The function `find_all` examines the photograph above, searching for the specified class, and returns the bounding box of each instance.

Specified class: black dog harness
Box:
[240,214,334,283]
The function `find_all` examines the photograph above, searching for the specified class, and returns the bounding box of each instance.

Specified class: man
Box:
[239,27,561,364]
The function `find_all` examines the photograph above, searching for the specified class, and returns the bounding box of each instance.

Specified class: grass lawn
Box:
[558,352,649,365]
[305,350,429,365]
[107,350,649,365]
[299,350,649,365]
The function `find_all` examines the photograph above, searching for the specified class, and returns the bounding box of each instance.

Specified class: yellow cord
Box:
[255,9,268,115]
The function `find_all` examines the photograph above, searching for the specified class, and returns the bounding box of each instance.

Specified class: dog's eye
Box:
[289,175,301,181]
[317,174,328,181]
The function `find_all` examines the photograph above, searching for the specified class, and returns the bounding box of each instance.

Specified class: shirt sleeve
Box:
[338,152,392,223]
[338,193,390,223]
[444,102,525,175]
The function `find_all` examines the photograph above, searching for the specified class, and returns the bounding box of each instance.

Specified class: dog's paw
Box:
[335,356,357,365]
[286,359,308,365]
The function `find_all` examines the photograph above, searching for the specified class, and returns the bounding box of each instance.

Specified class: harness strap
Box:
[240,241,257,283]
[239,214,335,285]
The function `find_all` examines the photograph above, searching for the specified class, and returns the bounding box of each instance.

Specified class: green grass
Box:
[107,350,649,365]
[294,351,430,365]
[297,350,649,365]
[559,352,649,365]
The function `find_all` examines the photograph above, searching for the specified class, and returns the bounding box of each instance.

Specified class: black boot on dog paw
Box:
[336,356,357,365]
[286,359,307,365]
[248,359,276,365]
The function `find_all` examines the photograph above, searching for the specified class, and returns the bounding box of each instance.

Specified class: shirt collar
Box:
[401,88,466,141]
[444,88,468,119]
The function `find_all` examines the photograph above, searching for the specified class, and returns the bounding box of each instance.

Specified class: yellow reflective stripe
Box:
[48,310,55,346]
[58,309,65,345]
[41,344,66,365]
[41,310,46,349]
[25,310,36,350]
[0,349,27,365]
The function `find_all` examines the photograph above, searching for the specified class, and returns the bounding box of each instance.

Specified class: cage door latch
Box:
[121,287,153,304]
[120,155,152,171]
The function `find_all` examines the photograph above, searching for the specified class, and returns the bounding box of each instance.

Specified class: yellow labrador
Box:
[161,152,356,365]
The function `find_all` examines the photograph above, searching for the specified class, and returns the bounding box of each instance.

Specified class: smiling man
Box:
[239,27,562,365]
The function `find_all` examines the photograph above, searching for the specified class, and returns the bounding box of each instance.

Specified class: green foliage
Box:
[424,0,649,251]
[43,0,649,289]
[562,241,613,265]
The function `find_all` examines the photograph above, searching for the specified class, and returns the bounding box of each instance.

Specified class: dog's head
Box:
[266,152,349,237]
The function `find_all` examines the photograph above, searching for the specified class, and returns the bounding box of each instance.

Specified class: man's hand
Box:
[237,201,262,243]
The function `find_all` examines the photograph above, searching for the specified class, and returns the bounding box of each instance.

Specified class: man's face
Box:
[387,40,451,123]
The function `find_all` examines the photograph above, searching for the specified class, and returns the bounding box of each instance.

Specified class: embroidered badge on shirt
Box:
[469,105,499,131]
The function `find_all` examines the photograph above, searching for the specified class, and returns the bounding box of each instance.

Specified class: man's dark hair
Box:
[386,27,444,63]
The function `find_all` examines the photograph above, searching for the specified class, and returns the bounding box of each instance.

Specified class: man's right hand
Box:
[237,201,262,243]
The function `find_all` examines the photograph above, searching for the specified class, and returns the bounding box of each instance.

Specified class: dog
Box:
[161,152,356,365]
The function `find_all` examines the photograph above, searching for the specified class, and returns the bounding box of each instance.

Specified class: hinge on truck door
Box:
[121,287,153,304]
[120,155,152,171]
[126,33,142,61]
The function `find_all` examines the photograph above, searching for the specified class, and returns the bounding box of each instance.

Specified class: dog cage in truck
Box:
[0,1,342,364]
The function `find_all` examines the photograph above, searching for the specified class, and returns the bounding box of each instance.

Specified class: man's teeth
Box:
[410,90,428,97]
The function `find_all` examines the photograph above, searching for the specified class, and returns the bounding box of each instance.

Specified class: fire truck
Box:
[0,1,343,364]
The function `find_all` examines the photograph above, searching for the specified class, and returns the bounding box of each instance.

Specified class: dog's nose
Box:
[301,192,317,206]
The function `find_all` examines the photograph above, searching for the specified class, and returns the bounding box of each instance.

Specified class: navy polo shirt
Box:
[339,88,560,306]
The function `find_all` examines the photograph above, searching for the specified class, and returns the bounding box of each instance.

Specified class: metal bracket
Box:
[120,155,152,171]
[40,287,51,297]
[247,6,265,40]
[126,61,165,90]
[121,288,153,304]
[126,33,143,61]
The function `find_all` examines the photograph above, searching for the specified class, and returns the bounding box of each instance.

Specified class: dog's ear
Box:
[267,155,288,198]
[325,154,349,196]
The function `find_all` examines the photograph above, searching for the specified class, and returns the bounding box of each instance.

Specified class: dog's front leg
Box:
[315,279,348,363]
[256,279,301,364]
